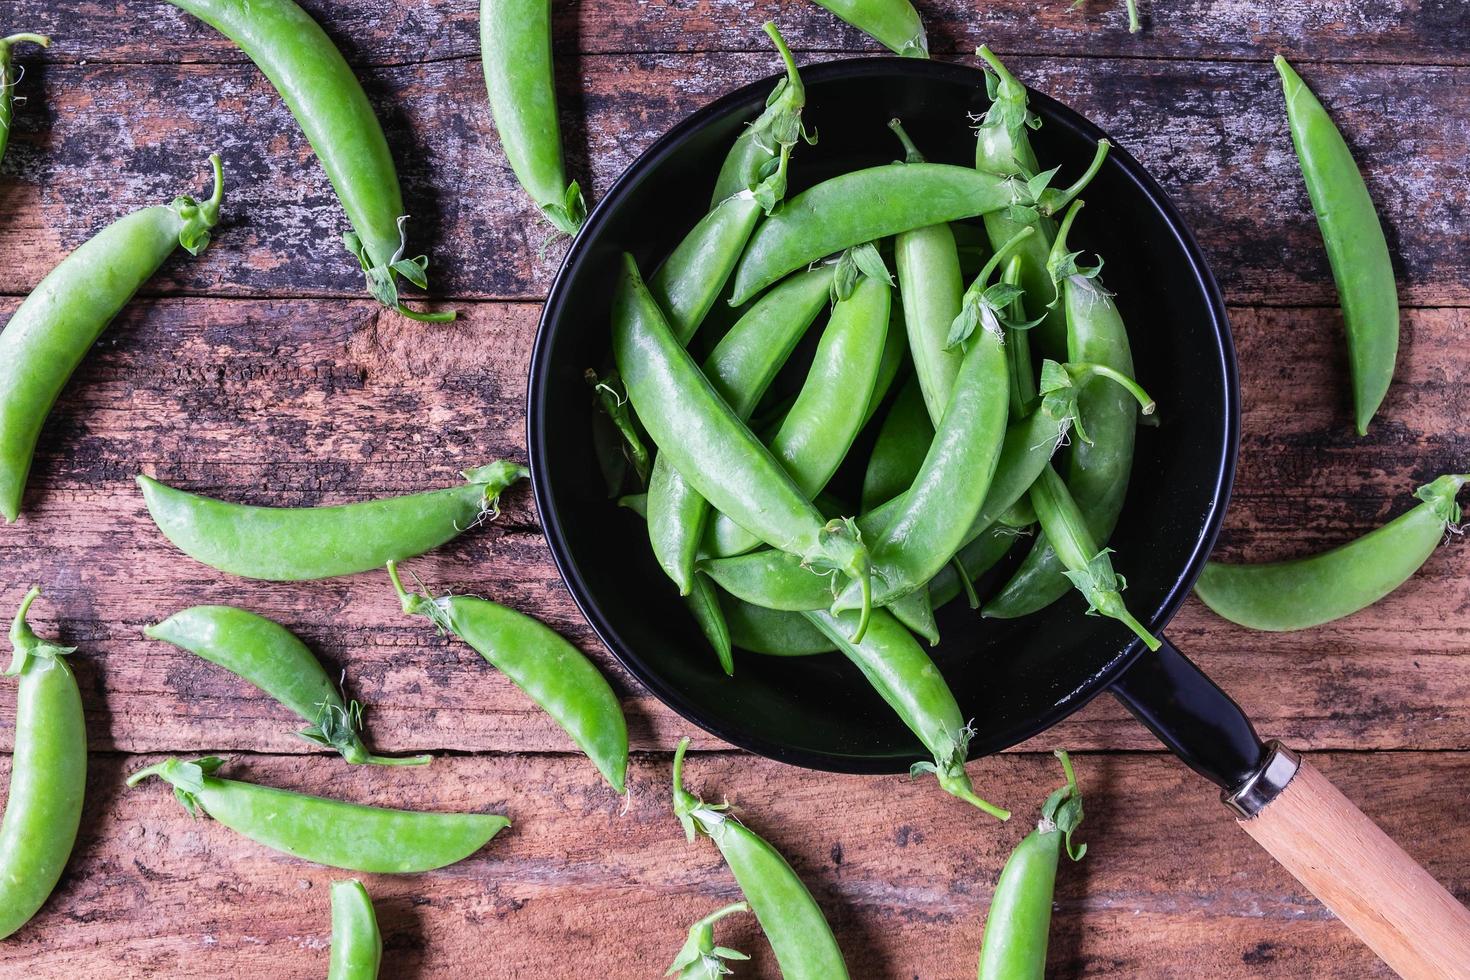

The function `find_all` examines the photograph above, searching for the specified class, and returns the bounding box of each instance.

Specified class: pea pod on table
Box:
[0,588,86,940]
[672,738,850,979]
[665,901,751,980]
[163,0,452,321]
[0,156,223,524]
[137,461,526,581]
[0,33,48,167]
[1275,56,1399,436]
[145,605,428,767]
[1194,473,1470,632]
[390,561,628,792]
[810,0,928,57]
[128,756,507,872]
[329,879,382,980]
[977,751,1086,980]
[481,0,584,236]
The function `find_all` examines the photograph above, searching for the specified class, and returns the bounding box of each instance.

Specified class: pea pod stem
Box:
[0,33,48,167]
[665,901,751,979]
[710,23,809,210]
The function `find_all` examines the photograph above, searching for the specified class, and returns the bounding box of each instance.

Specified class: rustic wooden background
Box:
[1,0,1467,976]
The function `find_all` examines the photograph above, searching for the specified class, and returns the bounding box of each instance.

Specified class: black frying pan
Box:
[527,57,1470,975]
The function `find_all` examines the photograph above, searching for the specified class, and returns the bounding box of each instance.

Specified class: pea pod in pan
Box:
[811,0,928,57]
[127,756,506,872]
[861,376,932,513]
[0,588,86,940]
[672,738,850,979]
[0,156,224,523]
[145,605,428,767]
[710,22,812,209]
[390,562,628,792]
[137,461,526,581]
[164,0,451,321]
[329,879,382,980]
[0,33,48,167]
[481,0,584,236]
[1194,473,1470,632]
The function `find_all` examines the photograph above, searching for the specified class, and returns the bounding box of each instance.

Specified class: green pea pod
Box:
[481,0,584,237]
[0,157,224,523]
[665,901,752,979]
[685,572,734,675]
[720,592,835,656]
[805,609,1009,819]
[1275,57,1399,436]
[0,33,48,167]
[165,0,450,321]
[144,605,429,767]
[0,588,86,940]
[811,0,928,56]
[390,562,628,792]
[986,201,1140,620]
[1194,473,1469,632]
[1002,255,1039,417]
[329,879,382,980]
[976,751,1085,980]
[710,23,810,209]
[127,756,507,873]
[138,461,526,581]
[1028,464,1160,650]
[613,253,872,640]
[648,266,833,594]
[672,738,851,979]
[861,376,933,513]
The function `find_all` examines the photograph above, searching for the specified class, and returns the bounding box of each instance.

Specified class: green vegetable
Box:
[329,879,382,980]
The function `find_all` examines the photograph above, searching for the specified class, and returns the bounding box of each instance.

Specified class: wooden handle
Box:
[1238,758,1470,978]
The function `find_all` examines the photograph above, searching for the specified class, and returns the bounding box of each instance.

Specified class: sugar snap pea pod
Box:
[721,592,835,656]
[127,756,506,872]
[665,901,751,979]
[986,201,1141,620]
[389,562,628,792]
[976,751,1085,980]
[711,23,811,209]
[588,370,651,490]
[613,253,873,640]
[0,33,48,167]
[672,738,850,979]
[164,0,451,322]
[0,588,85,940]
[686,572,735,675]
[329,879,382,980]
[0,157,223,523]
[1194,473,1470,632]
[810,0,928,57]
[804,609,1009,819]
[1029,464,1159,650]
[861,376,932,513]
[1275,56,1398,435]
[888,119,965,425]
[137,461,526,581]
[144,605,429,767]
[1002,255,1039,418]
[481,0,583,237]
[649,266,833,593]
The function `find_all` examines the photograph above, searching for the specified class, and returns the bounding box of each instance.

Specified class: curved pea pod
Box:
[985,202,1140,620]
[390,562,628,792]
[613,253,872,640]
[1275,57,1398,436]
[137,461,526,581]
[329,879,382,980]
[804,610,1009,819]
[144,605,428,767]
[666,901,752,979]
[730,163,1022,305]
[976,752,1085,980]
[0,156,224,523]
[0,588,86,940]
[0,34,48,167]
[685,572,734,675]
[720,592,835,656]
[710,23,811,209]
[672,738,851,979]
[861,376,933,512]
[126,757,507,873]
[481,0,583,237]
[164,0,451,321]
[812,0,927,57]
[1194,473,1470,632]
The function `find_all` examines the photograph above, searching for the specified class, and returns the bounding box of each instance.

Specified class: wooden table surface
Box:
[1,1,1467,976]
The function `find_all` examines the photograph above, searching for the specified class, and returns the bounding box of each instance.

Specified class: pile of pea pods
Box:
[0,0,1456,974]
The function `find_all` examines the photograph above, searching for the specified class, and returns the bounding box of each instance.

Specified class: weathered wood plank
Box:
[0,297,1465,755]
[4,750,1459,977]
[6,0,1469,66]
[1,56,1466,306]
